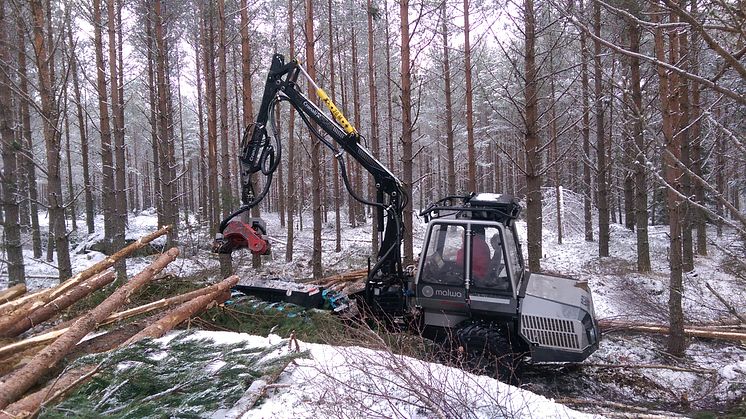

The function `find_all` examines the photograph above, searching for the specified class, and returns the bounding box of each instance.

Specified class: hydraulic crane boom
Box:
[213,54,410,313]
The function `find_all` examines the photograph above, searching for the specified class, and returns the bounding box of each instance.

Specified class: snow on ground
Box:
[179,331,597,419]
[4,195,746,413]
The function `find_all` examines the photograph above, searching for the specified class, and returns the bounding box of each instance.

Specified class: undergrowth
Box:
[40,330,305,418]
[198,295,347,344]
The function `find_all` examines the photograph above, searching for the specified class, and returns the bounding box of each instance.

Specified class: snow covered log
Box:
[0,364,100,419]
[0,247,179,410]
[0,284,26,304]
[0,270,116,338]
[125,275,239,344]
[0,225,172,318]
[600,319,746,342]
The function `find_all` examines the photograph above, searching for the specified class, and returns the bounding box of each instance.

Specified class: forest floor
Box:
[3,203,746,417]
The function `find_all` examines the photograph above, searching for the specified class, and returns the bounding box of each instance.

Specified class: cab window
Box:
[420,224,465,286]
[471,226,511,293]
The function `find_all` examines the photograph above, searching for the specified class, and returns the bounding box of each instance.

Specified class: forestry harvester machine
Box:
[213,54,600,362]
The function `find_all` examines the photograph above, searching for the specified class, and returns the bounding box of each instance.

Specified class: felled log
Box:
[0,364,100,419]
[0,247,179,410]
[0,271,116,338]
[125,275,238,344]
[0,329,66,360]
[0,284,26,304]
[0,225,172,317]
[0,278,241,360]
[600,319,746,342]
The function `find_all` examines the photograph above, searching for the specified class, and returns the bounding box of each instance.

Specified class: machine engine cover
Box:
[519,273,599,362]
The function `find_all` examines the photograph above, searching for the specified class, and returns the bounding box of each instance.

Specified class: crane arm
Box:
[213,54,408,294]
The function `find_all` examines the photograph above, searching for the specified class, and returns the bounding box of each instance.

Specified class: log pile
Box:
[313,268,368,294]
[0,227,241,416]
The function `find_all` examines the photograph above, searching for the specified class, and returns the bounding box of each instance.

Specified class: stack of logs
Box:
[312,268,368,295]
[0,226,237,417]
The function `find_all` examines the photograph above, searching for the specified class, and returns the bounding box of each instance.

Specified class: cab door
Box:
[416,223,469,326]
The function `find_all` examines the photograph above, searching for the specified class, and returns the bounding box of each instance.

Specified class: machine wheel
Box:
[455,321,520,379]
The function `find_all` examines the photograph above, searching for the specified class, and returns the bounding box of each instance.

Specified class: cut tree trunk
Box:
[125,275,238,344]
[0,226,171,317]
[0,278,240,360]
[0,271,116,338]
[600,319,746,342]
[0,247,179,409]
[0,285,26,304]
[0,364,100,419]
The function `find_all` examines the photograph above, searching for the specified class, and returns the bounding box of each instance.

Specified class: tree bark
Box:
[17,15,43,257]
[0,248,180,409]
[441,2,456,196]
[217,0,233,277]
[580,0,593,243]
[0,284,26,304]
[367,0,380,255]
[154,0,178,246]
[627,15,651,272]
[31,0,72,281]
[108,0,127,276]
[93,0,116,251]
[593,0,609,257]
[125,275,238,344]
[464,0,476,192]
[0,226,172,319]
[67,23,95,235]
[285,0,296,262]
[0,271,116,338]
[306,0,323,279]
[654,3,685,357]
[524,0,542,272]
[689,0,706,256]
[400,0,414,265]
[0,0,25,286]
[2,364,100,419]
[328,0,341,253]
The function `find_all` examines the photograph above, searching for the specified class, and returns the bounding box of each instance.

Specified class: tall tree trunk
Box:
[31,0,72,281]
[305,0,323,278]
[239,0,260,269]
[328,0,341,253]
[67,24,94,234]
[384,2,395,171]
[195,31,208,222]
[627,16,651,272]
[367,0,380,255]
[441,2,456,196]
[594,0,609,257]
[154,0,178,246]
[17,15,43,257]
[678,14,694,272]
[464,0,476,192]
[400,0,414,265]
[351,26,364,226]
[0,0,25,285]
[145,15,163,227]
[285,0,296,262]
[689,0,706,256]
[108,0,127,269]
[524,0,542,272]
[655,3,685,357]
[580,0,593,242]
[549,51,562,244]
[93,0,116,248]
[217,0,233,277]
[63,99,77,232]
